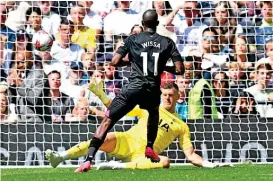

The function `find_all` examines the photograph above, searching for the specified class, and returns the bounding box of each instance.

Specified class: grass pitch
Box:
[2,164,273,181]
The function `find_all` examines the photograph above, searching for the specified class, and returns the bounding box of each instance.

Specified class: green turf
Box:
[2,164,273,181]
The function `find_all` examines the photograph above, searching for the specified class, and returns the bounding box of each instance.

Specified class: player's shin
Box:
[146,108,159,149]
[86,117,114,162]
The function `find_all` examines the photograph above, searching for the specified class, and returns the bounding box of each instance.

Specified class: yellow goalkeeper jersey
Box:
[126,106,192,154]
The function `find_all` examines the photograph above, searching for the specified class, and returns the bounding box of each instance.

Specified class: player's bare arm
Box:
[110,53,130,67]
[164,60,185,75]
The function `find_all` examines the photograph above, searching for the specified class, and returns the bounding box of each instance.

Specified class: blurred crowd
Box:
[1,1,273,123]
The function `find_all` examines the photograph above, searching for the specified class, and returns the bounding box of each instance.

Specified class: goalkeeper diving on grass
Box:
[46,80,232,171]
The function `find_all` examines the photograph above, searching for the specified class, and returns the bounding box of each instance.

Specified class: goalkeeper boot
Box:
[74,161,92,173]
[145,147,160,162]
[45,149,63,168]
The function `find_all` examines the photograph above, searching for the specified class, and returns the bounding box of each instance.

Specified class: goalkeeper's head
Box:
[142,9,159,32]
[161,82,179,113]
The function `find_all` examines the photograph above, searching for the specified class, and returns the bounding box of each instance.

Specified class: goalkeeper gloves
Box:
[88,77,111,106]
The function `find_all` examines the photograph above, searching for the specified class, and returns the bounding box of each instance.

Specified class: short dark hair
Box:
[60,18,74,26]
[69,3,85,14]
[256,63,272,73]
[260,1,273,8]
[212,71,229,89]
[25,7,42,21]
[202,27,218,36]
[162,82,179,91]
[48,70,61,77]
[130,24,144,34]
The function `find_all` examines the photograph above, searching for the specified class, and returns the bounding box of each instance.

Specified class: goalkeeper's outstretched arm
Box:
[184,147,213,168]
[184,147,232,168]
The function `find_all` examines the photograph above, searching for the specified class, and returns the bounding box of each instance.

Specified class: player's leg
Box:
[76,89,137,172]
[46,133,117,168]
[145,106,160,162]
[138,89,161,162]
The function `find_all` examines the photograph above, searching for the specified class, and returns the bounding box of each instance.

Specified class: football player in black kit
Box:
[75,9,185,172]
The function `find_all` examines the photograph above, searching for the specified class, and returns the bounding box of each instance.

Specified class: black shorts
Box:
[106,85,161,121]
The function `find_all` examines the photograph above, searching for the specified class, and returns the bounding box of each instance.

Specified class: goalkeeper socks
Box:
[67,140,91,160]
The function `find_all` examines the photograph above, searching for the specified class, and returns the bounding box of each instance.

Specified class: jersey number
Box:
[140,52,159,76]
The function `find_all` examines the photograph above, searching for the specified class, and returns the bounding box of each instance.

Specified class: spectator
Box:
[165,1,203,52]
[188,78,219,119]
[13,29,33,52]
[51,1,73,16]
[129,1,152,14]
[7,51,33,88]
[212,71,231,117]
[37,50,54,75]
[71,97,105,122]
[76,1,103,36]
[4,29,33,75]
[103,1,139,44]
[244,63,273,102]
[0,3,15,50]
[228,62,246,85]
[71,97,89,122]
[25,7,42,40]
[60,61,86,102]
[188,27,228,79]
[0,34,7,81]
[229,91,257,117]
[0,82,18,123]
[0,92,18,123]
[11,51,48,122]
[184,60,195,80]
[91,68,105,80]
[70,4,96,53]
[96,53,127,97]
[103,59,128,98]
[175,75,190,120]
[152,1,175,40]
[257,39,273,66]
[4,2,30,32]
[81,52,95,82]
[130,24,143,35]
[229,35,254,69]
[259,1,273,28]
[44,70,74,122]
[211,1,237,47]
[38,1,61,37]
[51,18,85,77]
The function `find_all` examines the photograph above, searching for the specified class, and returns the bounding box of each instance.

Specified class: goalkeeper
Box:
[46,79,231,171]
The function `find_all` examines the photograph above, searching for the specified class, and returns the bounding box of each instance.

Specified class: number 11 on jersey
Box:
[141,52,159,76]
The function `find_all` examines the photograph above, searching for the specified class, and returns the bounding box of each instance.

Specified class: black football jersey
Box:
[116,32,182,89]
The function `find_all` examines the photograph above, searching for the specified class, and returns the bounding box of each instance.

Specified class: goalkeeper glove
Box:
[88,77,111,105]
